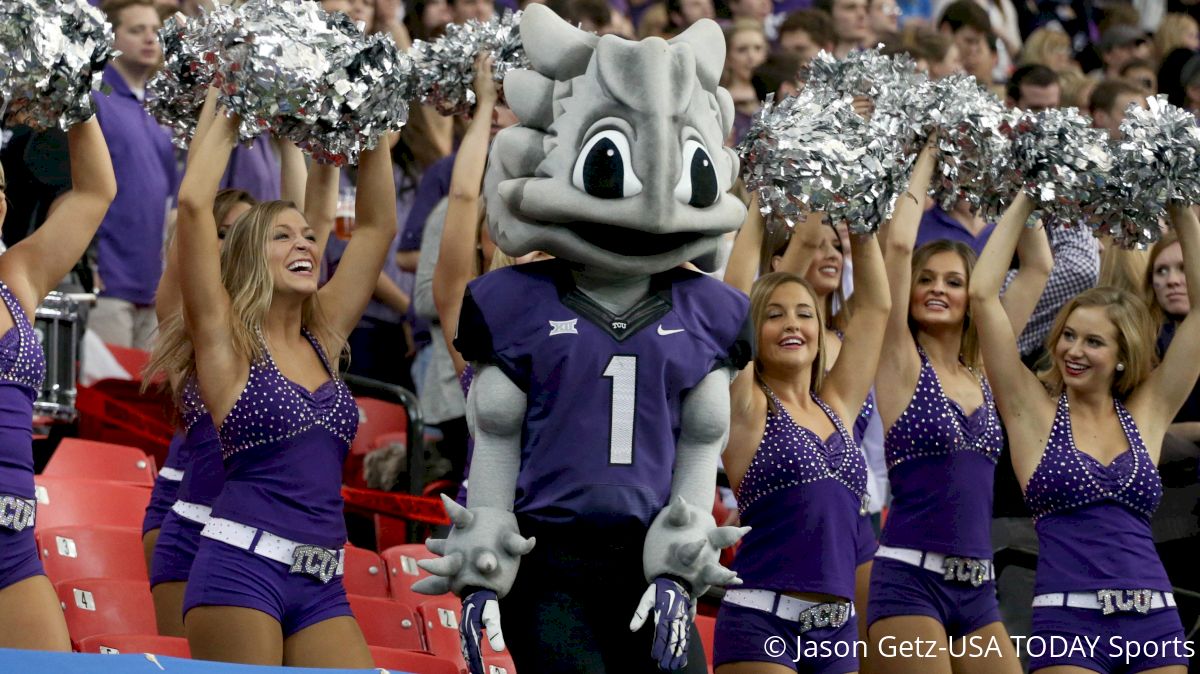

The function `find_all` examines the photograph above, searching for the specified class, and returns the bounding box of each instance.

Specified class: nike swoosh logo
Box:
[657,325,685,336]
[665,588,676,608]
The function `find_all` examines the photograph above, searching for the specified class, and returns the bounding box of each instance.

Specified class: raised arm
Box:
[722,193,765,295]
[316,144,397,351]
[999,215,1053,336]
[823,229,890,422]
[876,141,937,404]
[1134,204,1200,444]
[434,55,495,377]
[968,193,1052,479]
[303,162,339,249]
[277,140,307,210]
[0,118,116,313]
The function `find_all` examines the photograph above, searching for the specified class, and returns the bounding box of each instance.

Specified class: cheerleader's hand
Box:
[460,588,504,674]
[411,494,535,599]
[629,576,695,671]
[641,496,748,599]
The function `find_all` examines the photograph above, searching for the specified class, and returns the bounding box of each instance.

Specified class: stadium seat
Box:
[346,397,409,489]
[78,633,191,657]
[694,613,716,674]
[416,596,467,672]
[343,545,390,598]
[368,646,459,674]
[381,544,441,606]
[482,648,518,674]
[43,438,156,487]
[37,525,147,583]
[55,578,156,646]
[34,476,151,530]
[348,594,424,651]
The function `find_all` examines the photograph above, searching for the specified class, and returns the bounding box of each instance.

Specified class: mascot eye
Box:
[674,139,719,208]
[572,129,643,199]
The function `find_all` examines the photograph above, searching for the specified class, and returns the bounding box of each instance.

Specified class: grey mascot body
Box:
[414,6,751,672]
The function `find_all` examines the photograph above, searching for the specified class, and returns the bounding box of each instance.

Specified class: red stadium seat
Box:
[382,544,442,606]
[482,648,518,674]
[34,476,151,530]
[36,525,147,583]
[43,439,156,487]
[348,595,424,651]
[345,397,409,489]
[368,646,460,674]
[374,514,409,553]
[343,545,390,598]
[694,613,716,674]
[55,578,156,646]
[78,633,191,657]
[416,596,467,672]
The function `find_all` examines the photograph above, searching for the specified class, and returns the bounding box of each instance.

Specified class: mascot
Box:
[414,6,751,672]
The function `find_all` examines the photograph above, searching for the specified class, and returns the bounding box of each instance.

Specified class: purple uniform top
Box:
[220,142,281,203]
[176,377,223,507]
[455,260,751,527]
[0,283,45,500]
[143,430,185,534]
[92,66,177,306]
[734,386,867,600]
[1024,393,1169,594]
[882,347,1002,559]
[210,331,357,548]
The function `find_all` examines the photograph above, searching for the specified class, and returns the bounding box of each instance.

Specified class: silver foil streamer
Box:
[737,89,884,234]
[409,10,528,116]
[0,0,113,130]
[1087,96,1200,248]
[923,74,1012,215]
[1001,107,1110,228]
[146,5,236,148]
[213,0,411,165]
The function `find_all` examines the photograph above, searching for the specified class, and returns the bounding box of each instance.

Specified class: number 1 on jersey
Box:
[603,355,637,464]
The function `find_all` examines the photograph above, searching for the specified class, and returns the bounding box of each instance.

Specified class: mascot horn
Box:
[414,6,751,673]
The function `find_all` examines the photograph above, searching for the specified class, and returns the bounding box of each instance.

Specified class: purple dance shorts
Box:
[867,557,1001,637]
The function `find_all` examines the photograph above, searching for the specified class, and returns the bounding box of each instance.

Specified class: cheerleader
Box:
[970,195,1198,674]
[0,118,116,650]
[867,142,1050,674]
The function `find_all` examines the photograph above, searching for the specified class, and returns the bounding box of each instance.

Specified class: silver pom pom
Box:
[1002,107,1111,228]
[924,74,1012,215]
[0,0,114,130]
[410,10,528,117]
[145,5,237,148]
[738,89,882,234]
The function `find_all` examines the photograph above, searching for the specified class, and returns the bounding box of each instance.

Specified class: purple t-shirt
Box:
[456,260,751,526]
[220,141,281,202]
[398,154,455,253]
[915,205,996,257]
[92,66,177,305]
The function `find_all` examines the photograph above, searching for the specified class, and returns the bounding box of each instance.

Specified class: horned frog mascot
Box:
[414,5,751,672]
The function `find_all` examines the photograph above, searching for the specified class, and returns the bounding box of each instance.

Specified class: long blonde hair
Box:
[1038,286,1158,398]
[1156,14,1199,61]
[146,201,342,399]
[750,272,827,394]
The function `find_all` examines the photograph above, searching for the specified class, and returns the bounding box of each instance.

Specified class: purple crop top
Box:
[0,282,45,499]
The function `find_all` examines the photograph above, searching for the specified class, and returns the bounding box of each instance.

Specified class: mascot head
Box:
[484,5,747,276]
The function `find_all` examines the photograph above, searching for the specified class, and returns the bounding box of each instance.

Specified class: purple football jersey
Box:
[456,261,750,527]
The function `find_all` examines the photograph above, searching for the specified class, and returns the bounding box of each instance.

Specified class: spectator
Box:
[916,199,994,255]
[1159,47,1197,106]
[91,0,176,350]
[451,0,494,23]
[938,1,995,84]
[1058,67,1097,107]
[1144,231,1200,442]
[1094,24,1152,79]
[723,19,769,139]
[638,3,671,37]
[816,0,871,56]
[728,0,774,24]
[1089,78,1148,138]
[1006,63,1061,110]
[403,0,453,41]
[883,25,962,78]
[1119,58,1158,93]
[752,51,804,100]
[867,0,902,46]
[1019,26,1079,73]
[777,9,834,64]
[934,0,1021,79]
[667,0,716,33]
[1155,13,1200,60]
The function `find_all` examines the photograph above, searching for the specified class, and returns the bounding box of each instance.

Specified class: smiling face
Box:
[802,226,844,298]
[1054,305,1122,393]
[910,249,970,329]
[267,208,320,296]
[1151,241,1189,317]
[759,281,823,371]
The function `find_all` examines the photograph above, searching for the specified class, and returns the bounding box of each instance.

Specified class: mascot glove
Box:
[641,496,748,599]
[630,576,696,671]
[460,589,503,674]
[411,494,536,598]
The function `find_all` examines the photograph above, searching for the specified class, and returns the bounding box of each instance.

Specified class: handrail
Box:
[341,373,425,497]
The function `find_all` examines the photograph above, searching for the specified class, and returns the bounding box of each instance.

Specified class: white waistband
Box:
[170,500,212,524]
[158,467,185,482]
[723,588,855,623]
[1033,591,1175,611]
[200,517,344,574]
[875,545,995,581]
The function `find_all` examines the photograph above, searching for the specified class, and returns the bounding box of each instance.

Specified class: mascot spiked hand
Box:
[414,6,751,672]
